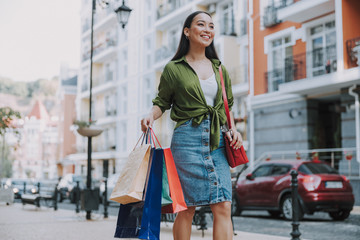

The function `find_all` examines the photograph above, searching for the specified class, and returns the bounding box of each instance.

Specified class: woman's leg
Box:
[173,206,196,240]
[210,201,233,240]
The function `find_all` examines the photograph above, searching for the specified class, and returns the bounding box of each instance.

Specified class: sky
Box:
[0,0,81,82]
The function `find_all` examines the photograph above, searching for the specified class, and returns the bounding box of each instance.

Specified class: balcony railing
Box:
[263,1,296,28]
[155,46,175,63]
[346,36,360,69]
[240,18,247,36]
[82,38,117,62]
[156,0,192,19]
[220,17,236,36]
[265,45,337,92]
[263,5,280,28]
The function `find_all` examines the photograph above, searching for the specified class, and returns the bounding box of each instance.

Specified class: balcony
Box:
[277,0,335,23]
[240,18,247,36]
[82,38,117,62]
[346,36,360,69]
[156,0,192,20]
[263,5,280,28]
[220,17,236,36]
[155,46,175,64]
[265,45,337,92]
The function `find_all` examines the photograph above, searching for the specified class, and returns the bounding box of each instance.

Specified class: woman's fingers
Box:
[141,116,154,132]
[230,131,243,150]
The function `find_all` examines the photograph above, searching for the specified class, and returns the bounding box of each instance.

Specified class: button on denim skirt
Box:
[170,117,232,207]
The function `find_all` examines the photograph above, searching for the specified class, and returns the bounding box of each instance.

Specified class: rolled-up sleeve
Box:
[222,66,234,111]
[152,65,174,113]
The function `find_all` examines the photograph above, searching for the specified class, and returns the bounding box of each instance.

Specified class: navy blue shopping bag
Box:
[114,147,154,239]
[114,201,144,238]
[138,148,163,240]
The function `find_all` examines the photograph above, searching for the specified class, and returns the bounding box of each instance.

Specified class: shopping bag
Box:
[114,201,144,238]
[161,157,173,207]
[110,133,151,204]
[138,147,163,240]
[161,148,188,214]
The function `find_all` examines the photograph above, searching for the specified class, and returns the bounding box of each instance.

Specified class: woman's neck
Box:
[186,47,207,62]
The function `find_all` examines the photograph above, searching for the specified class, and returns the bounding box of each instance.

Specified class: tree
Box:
[0,107,21,178]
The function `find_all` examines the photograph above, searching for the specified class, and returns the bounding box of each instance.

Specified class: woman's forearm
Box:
[150,105,163,121]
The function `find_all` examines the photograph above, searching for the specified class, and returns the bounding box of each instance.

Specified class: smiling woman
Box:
[0,0,81,82]
[141,11,242,240]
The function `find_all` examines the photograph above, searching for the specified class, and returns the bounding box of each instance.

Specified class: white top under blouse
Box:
[199,73,218,107]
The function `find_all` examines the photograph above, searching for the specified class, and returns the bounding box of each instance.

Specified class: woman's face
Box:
[184,13,215,48]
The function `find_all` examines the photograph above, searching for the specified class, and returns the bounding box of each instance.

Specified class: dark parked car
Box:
[232,160,354,221]
[31,179,59,200]
[5,179,36,199]
[57,174,100,203]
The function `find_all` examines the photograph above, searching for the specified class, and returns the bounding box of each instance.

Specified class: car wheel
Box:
[231,195,241,216]
[329,210,350,221]
[281,195,303,221]
[268,210,281,218]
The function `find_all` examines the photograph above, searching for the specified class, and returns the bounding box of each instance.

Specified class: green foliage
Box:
[73,119,96,128]
[0,107,21,136]
[0,77,58,98]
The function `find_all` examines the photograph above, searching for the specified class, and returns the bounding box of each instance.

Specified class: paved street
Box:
[54,199,360,240]
[0,202,289,240]
[4,199,359,240]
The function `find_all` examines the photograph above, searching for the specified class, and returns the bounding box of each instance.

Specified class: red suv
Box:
[232,160,354,220]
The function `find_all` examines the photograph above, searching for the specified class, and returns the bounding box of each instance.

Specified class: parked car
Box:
[232,160,354,221]
[4,179,36,199]
[99,173,120,205]
[57,174,100,203]
[31,179,59,200]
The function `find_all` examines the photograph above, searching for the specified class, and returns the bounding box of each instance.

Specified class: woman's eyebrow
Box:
[196,20,214,25]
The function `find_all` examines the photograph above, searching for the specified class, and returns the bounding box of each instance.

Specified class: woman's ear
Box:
[184,28,189,38]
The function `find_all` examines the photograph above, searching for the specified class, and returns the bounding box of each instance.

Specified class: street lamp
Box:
[85,0,132,220]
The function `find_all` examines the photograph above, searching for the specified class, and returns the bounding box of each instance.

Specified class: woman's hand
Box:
[141,114,154,132]
[225,128,243,150]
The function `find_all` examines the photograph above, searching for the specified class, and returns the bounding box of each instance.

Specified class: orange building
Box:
[247,0,360,176]
[57,75,78,177]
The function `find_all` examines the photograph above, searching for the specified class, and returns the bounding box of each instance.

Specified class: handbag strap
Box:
[219,65,232,130]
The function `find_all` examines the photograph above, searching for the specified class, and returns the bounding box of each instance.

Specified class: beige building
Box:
[12,100,58,179]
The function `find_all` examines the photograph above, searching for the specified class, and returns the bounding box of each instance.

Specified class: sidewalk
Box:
[0,203,290,240]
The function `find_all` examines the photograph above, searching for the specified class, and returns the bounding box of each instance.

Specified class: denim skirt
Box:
[170,117,232,207]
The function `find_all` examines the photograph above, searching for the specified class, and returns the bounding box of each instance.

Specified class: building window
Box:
[143,77,153,110]
[105,63,113,82]
[105,93,116,116]
[119,121,127,152]
[309,20,336,77]
[220,2,235,36]
[145,37,152,69]
[121,49,128,79]
[268,35,293,91]
[168,28,179,53]
[145,0,152,29]
[119,85,127,114]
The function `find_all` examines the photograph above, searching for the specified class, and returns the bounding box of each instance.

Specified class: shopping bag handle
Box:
[133,128,150,151]
[150,127,162,148]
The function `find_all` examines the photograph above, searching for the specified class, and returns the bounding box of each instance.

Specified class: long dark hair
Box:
[171,11,219,61]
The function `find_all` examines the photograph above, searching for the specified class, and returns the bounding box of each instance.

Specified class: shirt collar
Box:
[173,55,221,68]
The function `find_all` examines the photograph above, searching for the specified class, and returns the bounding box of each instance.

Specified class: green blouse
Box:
[152,56,234,151]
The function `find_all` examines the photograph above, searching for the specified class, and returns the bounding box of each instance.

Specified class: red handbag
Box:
[219,65,249,168]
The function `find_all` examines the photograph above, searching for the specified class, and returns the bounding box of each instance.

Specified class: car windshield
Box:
[298,163,338,175]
